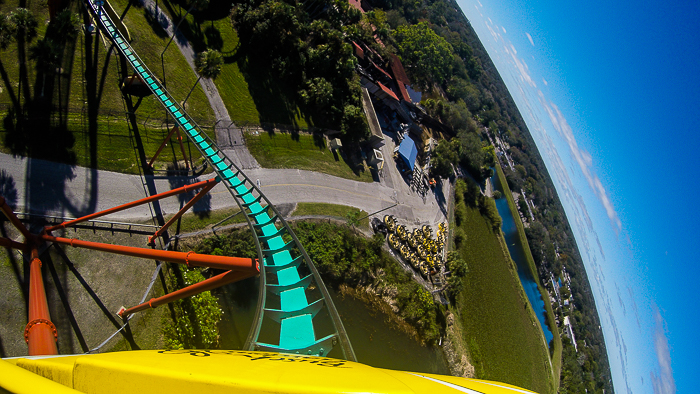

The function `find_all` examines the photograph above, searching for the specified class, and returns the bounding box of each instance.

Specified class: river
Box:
[490,173,554,346]
[215,278,450,374]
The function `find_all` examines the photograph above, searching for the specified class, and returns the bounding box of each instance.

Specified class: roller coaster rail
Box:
[85,0,355,361]
[14,212,161,232]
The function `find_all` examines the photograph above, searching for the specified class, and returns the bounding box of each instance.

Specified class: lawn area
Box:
[292,202,369,229]
[454,203,555,394]
[495,161,562,387]
[0,1,215,173]
[247,132,374,182]
[163,207,245,234]
[0,110,215,174]
[113,0,214,122]
[156,1,310,128]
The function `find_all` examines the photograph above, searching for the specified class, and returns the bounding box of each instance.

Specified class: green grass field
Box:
[0,1,215,173]
[495,162,562,387]
[454,203,555,394]
[292,202,370,229]
[246,132,373,182]
[0,110,215,174]
[156,1,309,128]
[163,207,245,234]
[0,0,214,120]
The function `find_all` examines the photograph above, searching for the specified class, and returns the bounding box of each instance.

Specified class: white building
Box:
[563,316,578,352]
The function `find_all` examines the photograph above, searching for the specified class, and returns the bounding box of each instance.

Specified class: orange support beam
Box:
[148,180,218,245]
[0,237,26,250]
[0,196,34,241]
[175,127,191,170]
[25,249,58,356]
[119,269,257,317]
[148,126,180,169]
[41,234,259,273]
[44,178,219,233]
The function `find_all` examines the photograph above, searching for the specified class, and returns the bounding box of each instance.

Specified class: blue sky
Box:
[454,0,700,392]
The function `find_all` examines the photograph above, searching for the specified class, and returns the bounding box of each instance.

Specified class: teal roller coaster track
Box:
[86,0,355,361]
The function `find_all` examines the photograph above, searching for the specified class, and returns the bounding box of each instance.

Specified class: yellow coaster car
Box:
[1,350,536,394]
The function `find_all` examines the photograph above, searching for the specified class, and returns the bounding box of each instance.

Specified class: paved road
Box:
[0,152,449,228]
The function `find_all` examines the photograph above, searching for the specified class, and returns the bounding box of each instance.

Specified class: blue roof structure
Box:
[398,136,418,171]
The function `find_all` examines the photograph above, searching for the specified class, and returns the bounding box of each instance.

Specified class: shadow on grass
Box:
[313,132,326,149]
[156,0,234,54]
[203,25,223,51]
[52,243,141,350]
[144,5,171,39]
[45,252,90,353]
[339,145,368,178]
[237,55,309,129]
[167,169,212,219]
[1,9,82,167]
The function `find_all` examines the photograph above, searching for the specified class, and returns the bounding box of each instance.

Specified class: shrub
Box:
[454,227,466,247]
[163,266,223,350]
[455,201,466,226]
[480,197,502,231]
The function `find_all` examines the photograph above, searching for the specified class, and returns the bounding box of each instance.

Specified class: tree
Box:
[29,38,61,97]
[51,9,80,41]
[175,0,209,39]
[183,49,222,106]
[394,22,454,89]
[345,209,361,227]
[457,131,486,179]
[479,196,502,230]
[365,9,390,41]
[9,8,37,107]
[446,251,468,277]
[384,9,406,29]
[230,0,303,61]
[299,77,333,110]
[482,144,496,167]
[430,138,459,179]
[0,13,19,109]
[340,104,368,141]
[446,76,481,111]
[9,8,37,41]
[0,13,15,49]
[162,0,210,62]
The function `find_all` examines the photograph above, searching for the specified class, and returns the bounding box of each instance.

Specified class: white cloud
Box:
[526,32,534,46]
[501,26,506,34]
[542,101,622,232]
[477,0,483,7]
[628,287,641,328]
[542,77,548,86]
[485,21,501,43]
[650,307,676,394]
[503,42,536,88]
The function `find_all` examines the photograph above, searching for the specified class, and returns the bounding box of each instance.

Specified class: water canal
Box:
[215,277,450,374]
[490,173,555,346]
